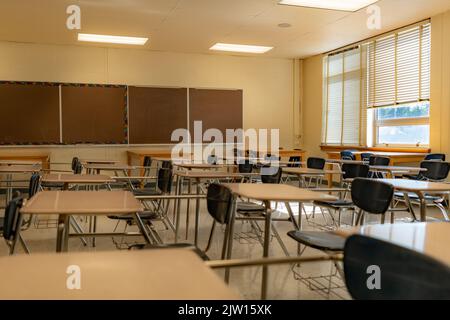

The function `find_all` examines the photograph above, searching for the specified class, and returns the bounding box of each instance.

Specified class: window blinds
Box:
[367,22,431,108]
[322,46,365,145]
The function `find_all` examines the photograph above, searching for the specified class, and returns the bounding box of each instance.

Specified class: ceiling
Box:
[0,0,449,59]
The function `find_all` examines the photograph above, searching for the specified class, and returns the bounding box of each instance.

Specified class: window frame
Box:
[373,103,430,147]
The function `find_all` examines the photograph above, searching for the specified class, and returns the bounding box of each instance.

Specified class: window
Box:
[322,20,431,147]
[368,22,431,146]
[374,102,430,146]
[322,47,366,145]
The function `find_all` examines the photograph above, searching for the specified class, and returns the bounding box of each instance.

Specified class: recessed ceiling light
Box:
[278,23,292,28]
[210,43,273,54]
[278,0,379,12]
[78,33,148,45]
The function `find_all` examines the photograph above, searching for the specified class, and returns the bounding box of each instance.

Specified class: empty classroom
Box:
[0,0,449,304]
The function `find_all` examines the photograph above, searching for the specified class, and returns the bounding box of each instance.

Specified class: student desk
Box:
[80,159,120,165]
[0,154,49,169]
[283,167,344,188]
[0,164,41,203]
[21,191,147,252]
[173,171,255,245]
[0,249,239,300]
[223,183,336,299]
[41,174,115,190]
[325,151,427,187]
[326,151,427,164]
[370,165,426,178]
[379,179,450,221]
[334,222,450,266]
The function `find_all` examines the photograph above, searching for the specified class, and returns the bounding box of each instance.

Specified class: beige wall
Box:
[430,10,450,156]
[301,54,325,158]
[0,41,297,162]
[301,10,450,159]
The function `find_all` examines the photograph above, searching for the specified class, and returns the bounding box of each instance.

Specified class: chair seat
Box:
[132,189,161,196]
[108,211,159,221]
[314,199,354,209]
[130,243,209,261]
[394,192,443,202]
[237,202,265,212]
[287,231,345,251]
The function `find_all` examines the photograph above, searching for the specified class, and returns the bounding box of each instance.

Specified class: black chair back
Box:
[71,157,79,171]
[157,167,173,193]
[143,156,152,167]
[307,157,326,170]
[425,153,446,161]
[3,195,24,241]
[207,184,233,224]
[342,164,369,180]
[161,160,173,169]
[344,235,450,300]
[421,161,450,181]
[28,173,41,199]
[340,150,356,161]
[351,178,394,214]
[369,156,390,166]
[261,167,282,184]
[287,156,301,168]
[360,153,374,162]
[73,161,83,174]
[238,160,253,174]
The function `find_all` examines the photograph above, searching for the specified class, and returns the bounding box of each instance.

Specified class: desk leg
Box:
[194,179,201,247]
[133,212,152,244]
[56,215,64,253]
[285,202,299,230]
[224,197,236,283]
[56,215,70,253]
[6,173,12,204]
[261,200,272,300]
[418,192,427,222]
[174,177,183,244]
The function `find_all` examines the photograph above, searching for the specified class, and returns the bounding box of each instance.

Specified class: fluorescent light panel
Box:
[210,43,273,54]
[78,33,148,45]
[279,0,379,12]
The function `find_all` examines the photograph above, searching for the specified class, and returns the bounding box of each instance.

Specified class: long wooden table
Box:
[0,249,239,300]
[223,183,336,300]
[21,191,147,252]
[334,222,450,266]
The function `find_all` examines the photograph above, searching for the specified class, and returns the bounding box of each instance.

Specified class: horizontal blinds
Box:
[323,46,363,145]
[367,22,431,108]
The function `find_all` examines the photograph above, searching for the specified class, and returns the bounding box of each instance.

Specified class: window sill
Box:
[320,145,431,153]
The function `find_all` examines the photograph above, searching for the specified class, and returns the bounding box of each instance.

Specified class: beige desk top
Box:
[0,249,239,300]
[175,171,254,179]
[326,159,366,164]
[176,163,224,169]
[223,183,337,202]
[84,164,136,171]
[334,222,450,266]
[80,159,120,164]
[283,167,343,175]
[378,179,450,192]
[370,166,426,172]
[21,191,144,215]
[327,151,426,157]
[0,164,41,173]
[42,174,115,184]
[0,160,41,166]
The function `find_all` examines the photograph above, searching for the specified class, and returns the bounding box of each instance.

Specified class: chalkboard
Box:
[129,87,187,144]
[189,88,243,139]
[0,82,60,144]
[61,84,127,144]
